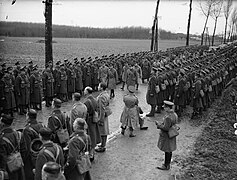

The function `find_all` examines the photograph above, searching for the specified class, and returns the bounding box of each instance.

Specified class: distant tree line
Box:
[0,21,192,40]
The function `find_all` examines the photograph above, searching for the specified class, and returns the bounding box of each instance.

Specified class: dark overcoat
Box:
[157,110,178,152]
[60,70,68,94]
[2,76,16,110]
[84,95,101,148]
[146,75,157,105]
[42,70,54,98]
[30,74,42,104]
[53,69,61,95]
[15,74,30,106]
[68,69,76,93]
[174,76,186,106]
[75,66,84,91]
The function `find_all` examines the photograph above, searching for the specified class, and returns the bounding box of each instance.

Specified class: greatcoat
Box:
[15,74,30,106]
[30,73,42,104]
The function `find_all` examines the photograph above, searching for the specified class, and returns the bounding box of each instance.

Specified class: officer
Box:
[27,60,34,76]
[13,61,21,78]
[53,61,61,99]
[59,64,68,102]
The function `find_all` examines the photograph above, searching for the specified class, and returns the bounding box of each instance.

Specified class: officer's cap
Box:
[0,114,14,125]
[164,100,174,106]
[42,162,61,175]
[29,61,33,64]
[73,92,81,100]
[15,61,20,66]
[27,109,37,119]
[53,98,62,107]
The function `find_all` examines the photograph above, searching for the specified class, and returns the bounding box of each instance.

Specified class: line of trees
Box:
[0,21,196,40]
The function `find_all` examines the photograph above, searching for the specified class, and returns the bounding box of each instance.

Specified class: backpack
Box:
[53,115,69,144]
[2,131,24,172]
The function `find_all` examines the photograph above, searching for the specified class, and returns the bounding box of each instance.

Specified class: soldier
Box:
[75,62,84,95]
[59,65,68,102]
[47,98,68,146]
[126,66,137,90]
[84,62,92,88]
[2,69,16,117]
[91,62,100,91]
[27,61,34,76]
[30,66,42,110]
[98,63,109,84]
[134,63,142,90]
[146,67,158,117]
[107,64,118,99]
[67,63,76,100]
[141,59,151,83]
[53,61,61,99]
[121,62,129,90]
[13,61,21,78]
[0,63,6,78]
[0,114,25,180]
[174,69,186,117]
[155,69,164,114]
[21,109,43,180]
[34,127,64,180]
[42,64,54,107]
[15,66,30,115]
[0,70,4,115]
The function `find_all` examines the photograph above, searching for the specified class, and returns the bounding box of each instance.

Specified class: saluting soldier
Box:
[15,66,30,115]
[42,64,54,107]
[30,66,42,110]
[53,61,61,99]
[2,69,16,117]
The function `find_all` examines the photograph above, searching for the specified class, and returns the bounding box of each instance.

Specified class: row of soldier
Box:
[0,44,210,118]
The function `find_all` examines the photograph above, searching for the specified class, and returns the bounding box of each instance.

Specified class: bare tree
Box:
[186,0,193,46]
[199,0,217,45]
[223,0,233,43]
[210,0,223,46]
[229,7,237,41]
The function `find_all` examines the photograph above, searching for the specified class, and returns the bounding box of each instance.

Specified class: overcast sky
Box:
[0,0,236,35]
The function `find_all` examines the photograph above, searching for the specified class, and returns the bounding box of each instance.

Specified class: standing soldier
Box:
[155,69,164,114]
[126,66,137,90]
[13,61,21,78]
[141,59,151,83]
[98,63,109,84]
[59,65,68,102]
[2,69,16,117]
[30,66,42,110]
[15,66,30,115]
[174,69,186,117]
[42,64,54,107]
[84,62,92,88]
[146,68,158,117]
[27,61,34,76]
[107,64,118,99]
[75,62,84,95]
[91,63,100,91]
[134,63,142,90]
[0,69,4,115]
[67,63,76,100]
[53,61,61,99]
[121,63,129,90]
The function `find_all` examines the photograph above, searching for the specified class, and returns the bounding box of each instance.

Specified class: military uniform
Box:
[59,67,68,102]
[75,64,84,94]
[53,65,61,99]
[67,66,76,100]
[42,68,54,107]
[30,69,42,110]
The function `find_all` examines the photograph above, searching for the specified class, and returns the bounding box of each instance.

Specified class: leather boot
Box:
[146,105,155,117]
[129,127,136,137]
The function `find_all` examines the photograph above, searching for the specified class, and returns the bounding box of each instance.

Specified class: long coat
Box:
[68,68,76,93]
[191,79,203,109]
[141,60,151,79]
[84,66,92,87]
[174,76,186,106]
[42,70,54,98]
[157,110,178,152]
[53,69,61,95]
[84,95,101,148]
[0,127,25,180]
[126,68,137,87]
[75,66,84,91]
[30,73,42,104]
[2,75,16,110]
[15,74,30,106]
[60,70,68,94]
[97,91,110,136]
[146,74,157,105]
[120,93,139,129]
[34,141,64,180]
[107,67,118,90]
[64,131,92,180]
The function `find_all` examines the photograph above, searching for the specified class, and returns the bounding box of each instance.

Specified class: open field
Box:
[0,37,199,67]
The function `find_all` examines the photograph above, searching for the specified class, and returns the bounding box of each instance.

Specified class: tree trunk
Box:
[150,0,160,51]
[201,15,209,45]
[45,0,53,68]
[224,17,228,43]
[186,0,193,46]
[212,17,218,46]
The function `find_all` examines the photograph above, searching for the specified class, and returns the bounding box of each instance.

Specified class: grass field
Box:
[0,37,199,67]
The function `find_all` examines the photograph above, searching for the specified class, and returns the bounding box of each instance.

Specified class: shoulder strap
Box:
[29,126,38,135]
[2,137,15,150]
[76,136,87,152]
[2,131,20,153]
[44,144,59,162]
[52,115,63,129]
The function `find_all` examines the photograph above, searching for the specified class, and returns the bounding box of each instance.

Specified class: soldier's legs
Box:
[129,127,136,137]
[120,126,126,135]
[146,105,155,117]
[45,97,51,107]
[121,81,125,90]
[136,83,139,90]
